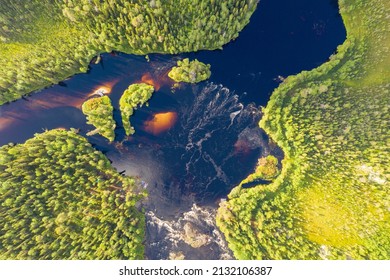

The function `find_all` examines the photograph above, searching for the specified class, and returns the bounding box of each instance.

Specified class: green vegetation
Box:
[82,96,116,141]
[81,83,155,140]
[0,1,96,105]
[120,83,155,136]
[217,0,390,260]
[0,129,145,259]
[0,0,258,105]
[168,59,211,83]
[60,0,258,54]
[253,155,279,180]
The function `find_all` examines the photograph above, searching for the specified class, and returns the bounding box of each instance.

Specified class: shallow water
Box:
[0,0,346,259]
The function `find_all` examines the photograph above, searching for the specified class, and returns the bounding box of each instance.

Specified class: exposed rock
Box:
[169,251,185,260]
[182,222,211,248]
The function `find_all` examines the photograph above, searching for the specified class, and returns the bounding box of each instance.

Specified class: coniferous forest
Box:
[0,130,145,259]
[82,96,116,141]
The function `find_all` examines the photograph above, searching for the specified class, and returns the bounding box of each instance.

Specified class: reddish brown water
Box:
[144,112,178,135]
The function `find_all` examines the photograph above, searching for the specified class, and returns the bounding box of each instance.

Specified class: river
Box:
[0,0,345,259]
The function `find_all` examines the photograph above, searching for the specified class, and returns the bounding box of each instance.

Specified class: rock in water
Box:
[182,222,211,248]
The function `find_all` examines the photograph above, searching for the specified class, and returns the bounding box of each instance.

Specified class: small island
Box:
[120,83,155,135]
[81,96,116,141]
[168,59,211,83]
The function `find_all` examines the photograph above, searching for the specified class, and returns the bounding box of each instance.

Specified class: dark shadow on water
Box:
[241,179,271,189]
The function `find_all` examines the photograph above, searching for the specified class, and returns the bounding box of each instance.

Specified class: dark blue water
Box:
[189,0,345,104]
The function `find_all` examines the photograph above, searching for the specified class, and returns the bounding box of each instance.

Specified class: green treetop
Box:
[254,155,280,180]
[119,83,155,135]
[81,96,116,141]
[168,58,211,83]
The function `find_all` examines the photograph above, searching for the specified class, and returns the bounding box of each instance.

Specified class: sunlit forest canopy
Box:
[168,59,211,83]
[0,0,259,104]
[82,96,116,141]
[0,129,145,259]
[120,83,155,136]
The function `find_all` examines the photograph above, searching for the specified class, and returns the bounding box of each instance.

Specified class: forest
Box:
[217,0,390,259]
[252,155,279,181]
[0,0,258,104]
[0,129,145,259]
